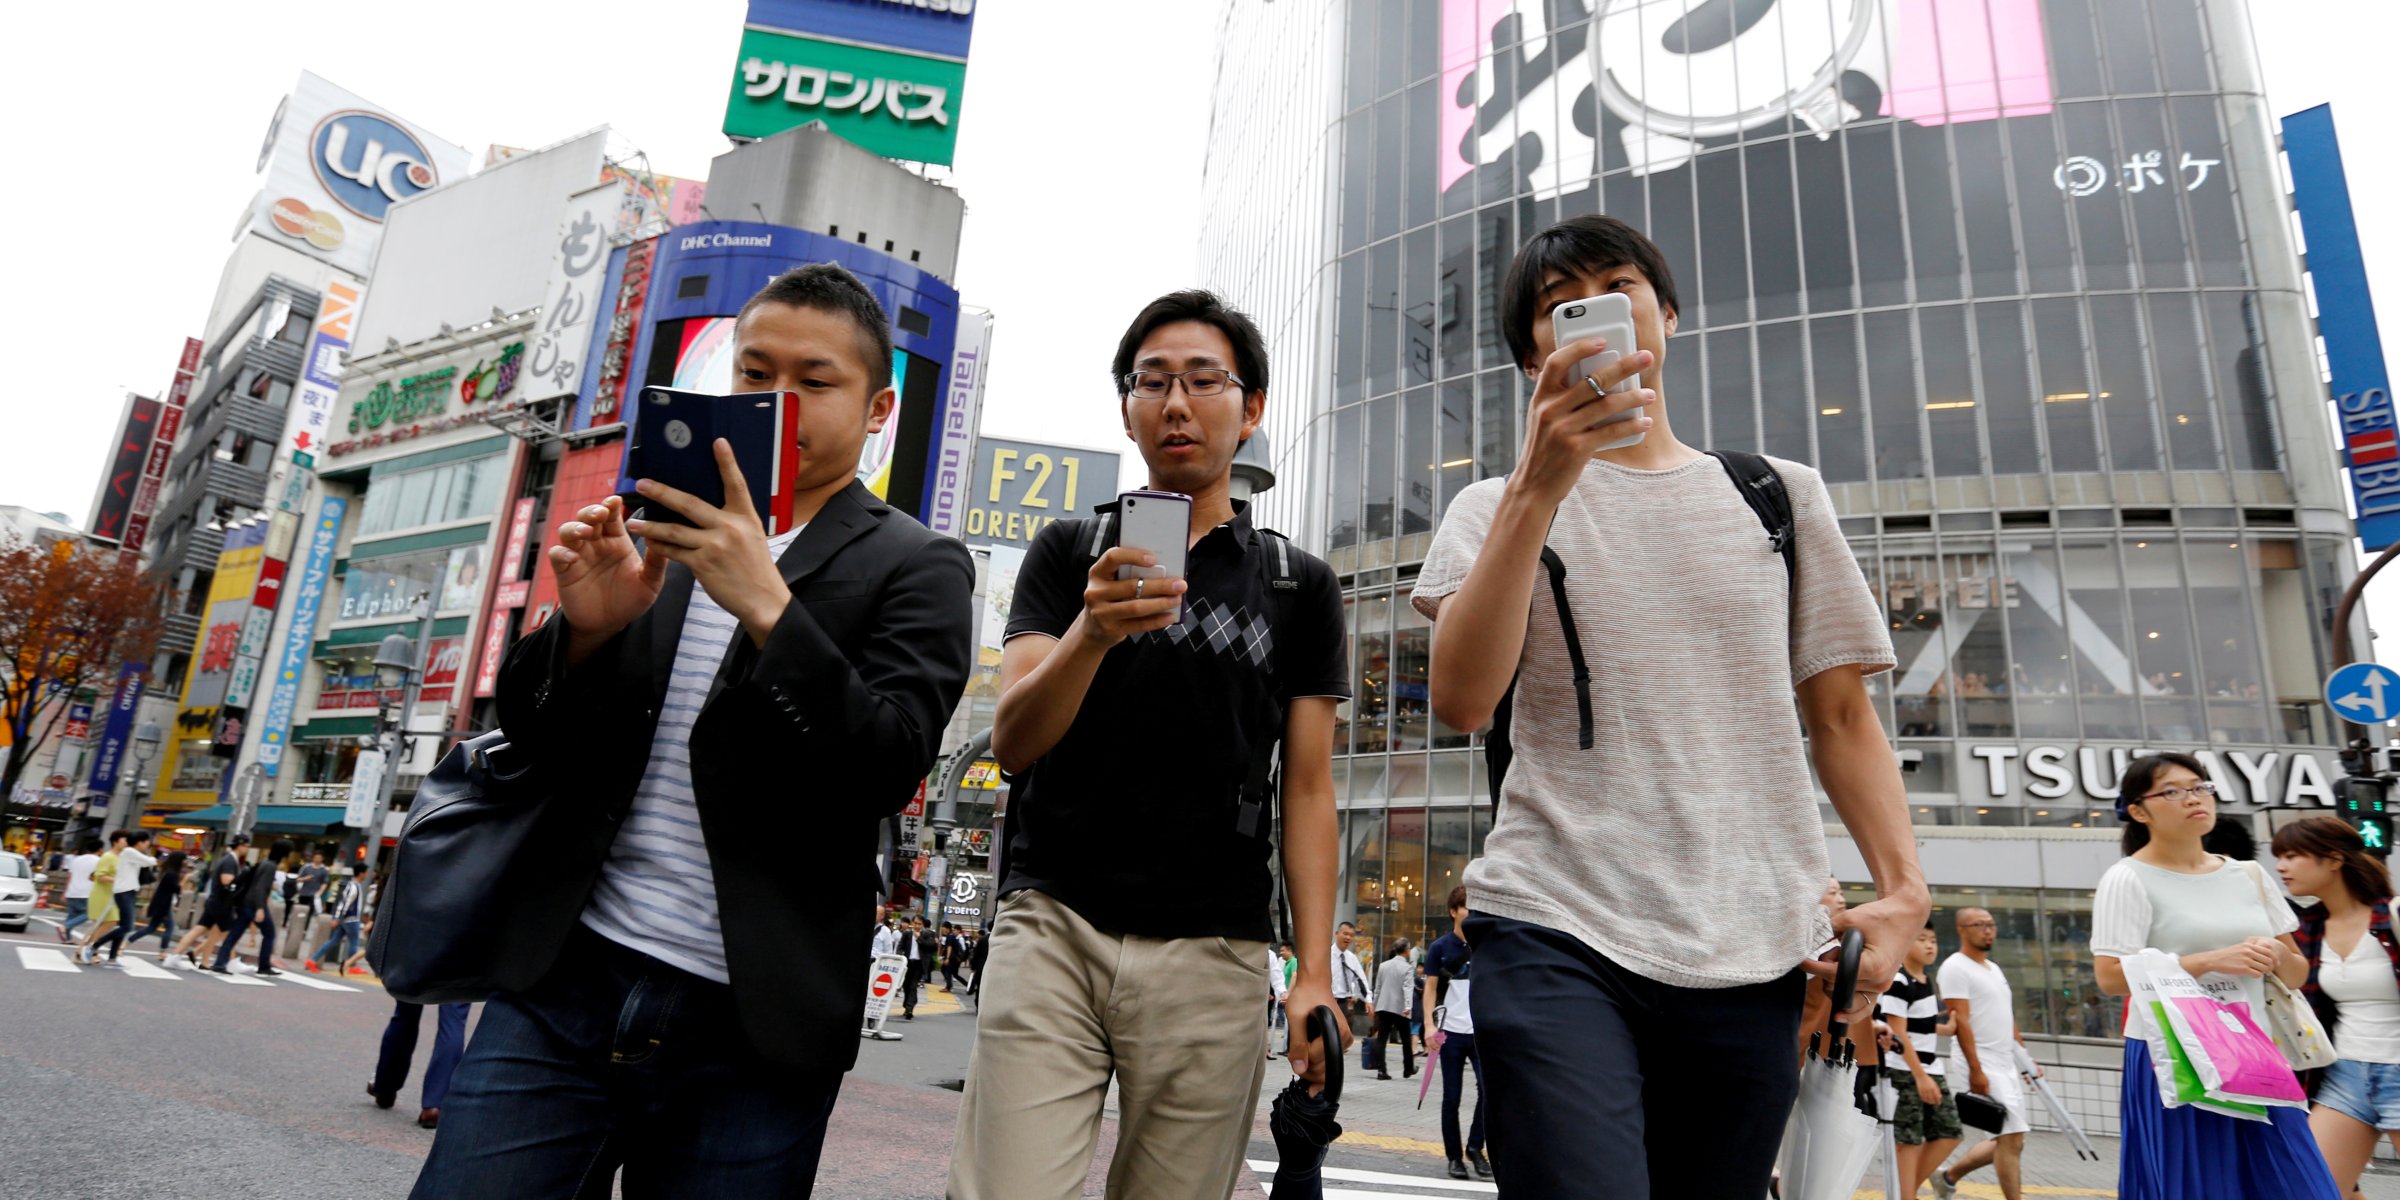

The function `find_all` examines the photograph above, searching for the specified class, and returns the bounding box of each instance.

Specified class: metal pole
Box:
[2330,540,2400,745]
[369,595,433,894]
[926,728,990,931]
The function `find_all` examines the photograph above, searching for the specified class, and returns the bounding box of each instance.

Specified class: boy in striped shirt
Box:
[1882,923,1963,1197]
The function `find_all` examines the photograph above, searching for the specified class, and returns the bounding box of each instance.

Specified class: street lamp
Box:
[372,634,417,688]
[364,597,433,887]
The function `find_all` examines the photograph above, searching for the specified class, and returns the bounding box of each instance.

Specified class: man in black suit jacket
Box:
[412,265,973,1200]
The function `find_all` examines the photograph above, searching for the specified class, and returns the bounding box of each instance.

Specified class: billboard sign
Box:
[2285,105,2400,552]
[248,72,470,278]
[257,497,346,776]
[963,438,1120,550]
[84,663,147,795]
[924,310,989,538]
[87,396,161,545]
[291,278,364,462]
[523,182,624,404]
[121,339,201,557]
[724,27,967,165]
[746,0,976,61]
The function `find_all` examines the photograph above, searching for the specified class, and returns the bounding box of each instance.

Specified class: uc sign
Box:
[963,437,1121,550]
[311,109,440,223]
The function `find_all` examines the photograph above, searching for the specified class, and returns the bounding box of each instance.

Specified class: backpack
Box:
[1484,450,1797,806]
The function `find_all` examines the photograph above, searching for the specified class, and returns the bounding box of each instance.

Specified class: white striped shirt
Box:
[583,529,802,982]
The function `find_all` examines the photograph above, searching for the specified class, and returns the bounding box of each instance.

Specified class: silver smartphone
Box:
[1549,291,1646,451]
[1114,489,1192,621]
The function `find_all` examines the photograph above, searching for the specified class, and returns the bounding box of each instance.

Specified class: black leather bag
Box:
[1956,1088,2010,1133]
[367,729,555,1003]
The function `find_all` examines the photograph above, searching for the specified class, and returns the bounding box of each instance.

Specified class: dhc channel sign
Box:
[310,110,440,223]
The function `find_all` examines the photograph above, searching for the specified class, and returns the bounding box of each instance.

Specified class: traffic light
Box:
[2335,774,2395,858]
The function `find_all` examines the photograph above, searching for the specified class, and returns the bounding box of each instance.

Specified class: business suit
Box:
[901,929,937,1018]
[414,481,973,1199]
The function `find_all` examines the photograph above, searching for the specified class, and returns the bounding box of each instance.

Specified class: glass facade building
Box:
[1200,0,2366,1052]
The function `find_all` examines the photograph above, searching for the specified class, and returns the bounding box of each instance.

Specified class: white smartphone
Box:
[1549,291,1646,451]
[1114,490,1192,621]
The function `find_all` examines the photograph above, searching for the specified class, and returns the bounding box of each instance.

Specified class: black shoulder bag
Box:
[367,728,557,1003]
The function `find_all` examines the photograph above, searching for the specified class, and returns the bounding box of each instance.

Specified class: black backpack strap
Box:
[1706,450,1796,589]
[1239,528,1302,843]
[1541,545,1593,752]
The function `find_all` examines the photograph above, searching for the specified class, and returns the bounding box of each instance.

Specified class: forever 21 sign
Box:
[962,437,1120,550]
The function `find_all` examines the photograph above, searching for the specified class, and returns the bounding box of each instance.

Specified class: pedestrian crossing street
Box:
[1248,1161,1498,1198]
[11,945,362,992]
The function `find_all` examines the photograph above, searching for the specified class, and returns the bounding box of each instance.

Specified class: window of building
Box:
[358,453,506,538]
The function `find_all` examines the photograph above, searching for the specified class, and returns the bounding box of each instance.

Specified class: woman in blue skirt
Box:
[2090,752,2340,1199]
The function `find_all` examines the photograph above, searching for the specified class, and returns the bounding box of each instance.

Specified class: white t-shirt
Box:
[1411,457,1894,989]
[2320,934,2400,1064]
[871,926,897,958]
[1439,978,1475,1035]
[1937,953,2017,1074]
[1268,948,1289,998]
[64,854,98,899]
[114,846,156,892]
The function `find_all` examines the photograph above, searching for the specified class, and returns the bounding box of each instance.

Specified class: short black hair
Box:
[1111,289,1269,399]
[2117,751,2211,855]
[1500,214,1683,371]
[125,830,150,846]
[268,838,294,859]
[229,833,251,848]
[736,263,895,396]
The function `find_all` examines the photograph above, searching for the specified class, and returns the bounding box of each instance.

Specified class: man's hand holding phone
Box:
[1073,547,1187,650]
[626,438,792,649]
[1507,337,1655,510]
[552,494,668,666]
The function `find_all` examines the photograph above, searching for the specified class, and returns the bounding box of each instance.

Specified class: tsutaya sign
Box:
[1959,743,2341,808]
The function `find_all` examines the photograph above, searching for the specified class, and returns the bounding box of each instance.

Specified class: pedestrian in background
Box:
[1882,923,1962,1198]
[1424,886,1490,1181]
[2273,815,2400,1198]
[86,829,154,964]
[1332,921,1369,1037]
[1933,906,2031,1199]
[941,922,967,992]
[171,834,248,968]
[901,914,932,1021]
[1266,942,1290,1057]
[123,850,186,961]
[1372,937,1416,1081]
[2090,752,2337,1199]
[287,850,329,955]
[370,1000,472,1130]
[312,869,366,972]
[55,837,99,944]
[209,837,289,976]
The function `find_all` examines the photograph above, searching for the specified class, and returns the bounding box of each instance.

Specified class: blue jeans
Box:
[2317,1057,2400,1131]
[376,1001,471,1110]
[1464,912,1803,1200]
[61,896,88,936]
[315,918,362,965]
[411,926,843,1199]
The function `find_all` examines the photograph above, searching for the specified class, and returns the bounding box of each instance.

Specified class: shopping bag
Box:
[2123,951,2273,1121]
[2260,973,2338,1071]
[2149,954,2307,1107]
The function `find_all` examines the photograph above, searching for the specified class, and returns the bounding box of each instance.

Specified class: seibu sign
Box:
[1959,743,2341,808]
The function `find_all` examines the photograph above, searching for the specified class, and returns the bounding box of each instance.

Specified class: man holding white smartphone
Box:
[950,290,1351,1199]
[1413,215,1926,1198]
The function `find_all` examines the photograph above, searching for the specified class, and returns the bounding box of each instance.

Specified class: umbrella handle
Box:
[1309,1005,1344,1106]
[1823,928,1866,1046]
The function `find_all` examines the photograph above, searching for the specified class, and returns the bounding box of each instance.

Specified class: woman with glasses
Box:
[2090,752,2339,1198]
[2274,816,2400,1200]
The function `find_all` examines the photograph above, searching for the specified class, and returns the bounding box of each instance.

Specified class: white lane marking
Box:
[272,972,358,992]
[200,968,274,986]
[113,957,180,980]
[1249,1162,1499,1195]
[16,947,79,973]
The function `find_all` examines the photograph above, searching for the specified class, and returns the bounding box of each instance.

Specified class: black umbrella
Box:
[1267,1006,1345,1197]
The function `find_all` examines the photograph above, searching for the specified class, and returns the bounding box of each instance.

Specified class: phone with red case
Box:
[619,387,803,534]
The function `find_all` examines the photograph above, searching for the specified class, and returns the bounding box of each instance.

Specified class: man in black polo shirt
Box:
[948,290,1350,1200]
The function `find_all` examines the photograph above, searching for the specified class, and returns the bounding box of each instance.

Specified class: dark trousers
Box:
[411,926,842,1200]
[1439,1031,1488,1160]
[1464,913,1803,1200]
[213,909,275,971]
[1373,1010,1416,1075]
[122,907,176,953]
[92,892,139,957]
[376,1001,471,1110]
[901,957,927,1017]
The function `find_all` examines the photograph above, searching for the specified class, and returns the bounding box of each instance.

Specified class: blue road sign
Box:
[2327,661,2400,725]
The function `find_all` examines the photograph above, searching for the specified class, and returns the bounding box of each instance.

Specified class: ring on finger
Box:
[1585,374,1606,398]
[1134,577,1146,599]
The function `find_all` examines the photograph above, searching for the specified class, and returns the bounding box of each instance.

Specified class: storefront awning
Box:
[171,805,351,833]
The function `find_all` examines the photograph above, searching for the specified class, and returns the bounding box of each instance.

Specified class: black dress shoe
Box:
[1467,1148,1491,1177]
[367,1083,396,1110]
[1376,1071,1392,1081]
[1448,1160,1470,1180]
[256,968,283,977]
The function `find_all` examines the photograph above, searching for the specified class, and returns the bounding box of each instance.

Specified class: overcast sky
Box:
[4,1,2397,660]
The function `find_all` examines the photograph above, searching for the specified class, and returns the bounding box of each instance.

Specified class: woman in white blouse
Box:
[2089,752,2339,1199]
[2274,815,2400,1198]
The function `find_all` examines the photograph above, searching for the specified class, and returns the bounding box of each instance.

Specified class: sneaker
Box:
[1447,1160,1470,1180]
[305,962,320,972]
[1467,1148,1491,1178]
[1928,1167,1956,1199]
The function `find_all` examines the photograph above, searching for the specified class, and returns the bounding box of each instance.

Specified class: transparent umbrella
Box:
[1777,931,1882,1200]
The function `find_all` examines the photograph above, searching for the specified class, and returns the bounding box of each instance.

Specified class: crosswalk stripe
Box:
[200,969,274,986]
[16,947,78,973]
[1249,1162,1498,1196]
[273,972,358,992]
[113,957,180,980]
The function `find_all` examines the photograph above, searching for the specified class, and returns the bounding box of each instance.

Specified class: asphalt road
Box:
[15,911,2400,1199]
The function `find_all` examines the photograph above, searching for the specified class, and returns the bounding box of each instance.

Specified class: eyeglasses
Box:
[1121,368,1246,400]
[2138,782,2217,805]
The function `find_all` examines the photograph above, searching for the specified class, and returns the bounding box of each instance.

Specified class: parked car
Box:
[0,852,39,930]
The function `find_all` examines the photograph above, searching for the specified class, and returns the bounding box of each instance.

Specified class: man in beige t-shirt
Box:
[1413,214,1929,1199]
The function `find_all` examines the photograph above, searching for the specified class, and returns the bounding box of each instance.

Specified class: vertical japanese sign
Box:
[291,278,364,466]
[589,236,656,426]
[121,338,202,558]
[523,183,621,405]
[924,310,990,538]
[88,396,161,544]
[2286,104,2400,551]
[257,497,347,776]
[474,497,540,699]
[83,663,147,796]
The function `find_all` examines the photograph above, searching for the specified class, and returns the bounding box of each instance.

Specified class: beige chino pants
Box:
[948,889,1271,1200]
